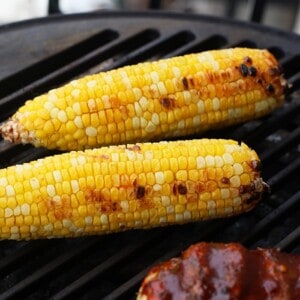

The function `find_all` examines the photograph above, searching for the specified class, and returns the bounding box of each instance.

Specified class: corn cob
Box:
[0,48,287,151]
[0,139,268,240]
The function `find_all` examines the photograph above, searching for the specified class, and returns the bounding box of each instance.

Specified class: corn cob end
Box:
[0,118,34,145]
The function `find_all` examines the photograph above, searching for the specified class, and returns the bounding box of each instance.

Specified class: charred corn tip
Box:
[0,138,266,240]
[0,47,288,151]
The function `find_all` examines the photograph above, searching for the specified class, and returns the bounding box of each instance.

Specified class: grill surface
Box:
[0,11,299,299]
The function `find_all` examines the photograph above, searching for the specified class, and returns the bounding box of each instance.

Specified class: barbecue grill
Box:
[0,11,299,299]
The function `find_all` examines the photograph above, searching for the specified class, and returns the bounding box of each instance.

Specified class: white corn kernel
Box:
[196,156,206,169]
[86,127,97,137]
[57,110,68,123]
[6,185,15,196]
[233,163,243,175]
[21,203,30,216]
[5,208,13,218]
[47,185,56,197]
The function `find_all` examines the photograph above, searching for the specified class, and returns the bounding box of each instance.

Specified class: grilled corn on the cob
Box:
[0,48,287,150]
[0,139,267,240]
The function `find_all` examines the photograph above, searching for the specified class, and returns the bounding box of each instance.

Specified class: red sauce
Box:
[139,243,300,299]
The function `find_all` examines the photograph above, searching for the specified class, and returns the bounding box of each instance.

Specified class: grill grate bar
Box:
[101,249,180,300]
[86,30,194,74]
[0,238,98,299]
[51,231,163,300]
[241,190,300,245]
[230,101,300,144]
[266,156,300,190]
[162,34,227,58]
[0,241,49,276]
[276,226,300,251]
[260,126,300,163]
[102,220,228,300]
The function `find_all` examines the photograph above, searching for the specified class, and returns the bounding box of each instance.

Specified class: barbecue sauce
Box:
[139,243,300,300]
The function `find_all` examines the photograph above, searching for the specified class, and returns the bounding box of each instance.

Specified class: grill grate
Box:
[0,11,299,299]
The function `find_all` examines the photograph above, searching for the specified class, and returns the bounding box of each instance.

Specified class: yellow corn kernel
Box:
[1,48,286,150]
[0,139,267,240]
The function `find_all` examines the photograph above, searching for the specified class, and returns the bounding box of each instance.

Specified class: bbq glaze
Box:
[138,243,300,300]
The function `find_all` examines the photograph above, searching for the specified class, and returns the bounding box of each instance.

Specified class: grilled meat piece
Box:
[137,242,300,300]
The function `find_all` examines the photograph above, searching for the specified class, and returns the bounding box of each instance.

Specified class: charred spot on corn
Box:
[243,56,253,64]
[182,77,189,89]
[221,177,230,185]
[240,64,249,77]
[266,83,275,94]
[245,192,261,205]
[127,144,141,152]
[178,183,187,195]
[249,160,262,172]
[268,66,283,76]
[160,96,176,110]
[248,66,257,77]
[136,185,146,199]
[239,185,253,194]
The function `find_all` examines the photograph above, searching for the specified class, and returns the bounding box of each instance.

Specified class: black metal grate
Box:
[0,11,299,299]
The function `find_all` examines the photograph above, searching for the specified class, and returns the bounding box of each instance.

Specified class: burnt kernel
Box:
[182,77,188,89]
[245,192,260,204]
[189,77,195,87]
[240,64,248,77]
[112,202,118,211]
[178,183,187,195]
[248,66,257,77]
[160,97,175,109]
[128,144,141,151]
[243,56,253,64]
[239,185,252,194]
[221,177,230,184]
[257,78,263,85]
[268,66,282,76]
[266,84,275,94]
[173,184,178,195]
[133,178,138,187]
[250,160,262,172]
[136,185,146,199]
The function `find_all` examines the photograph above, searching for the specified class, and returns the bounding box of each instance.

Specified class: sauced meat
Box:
[137,243,300,300]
